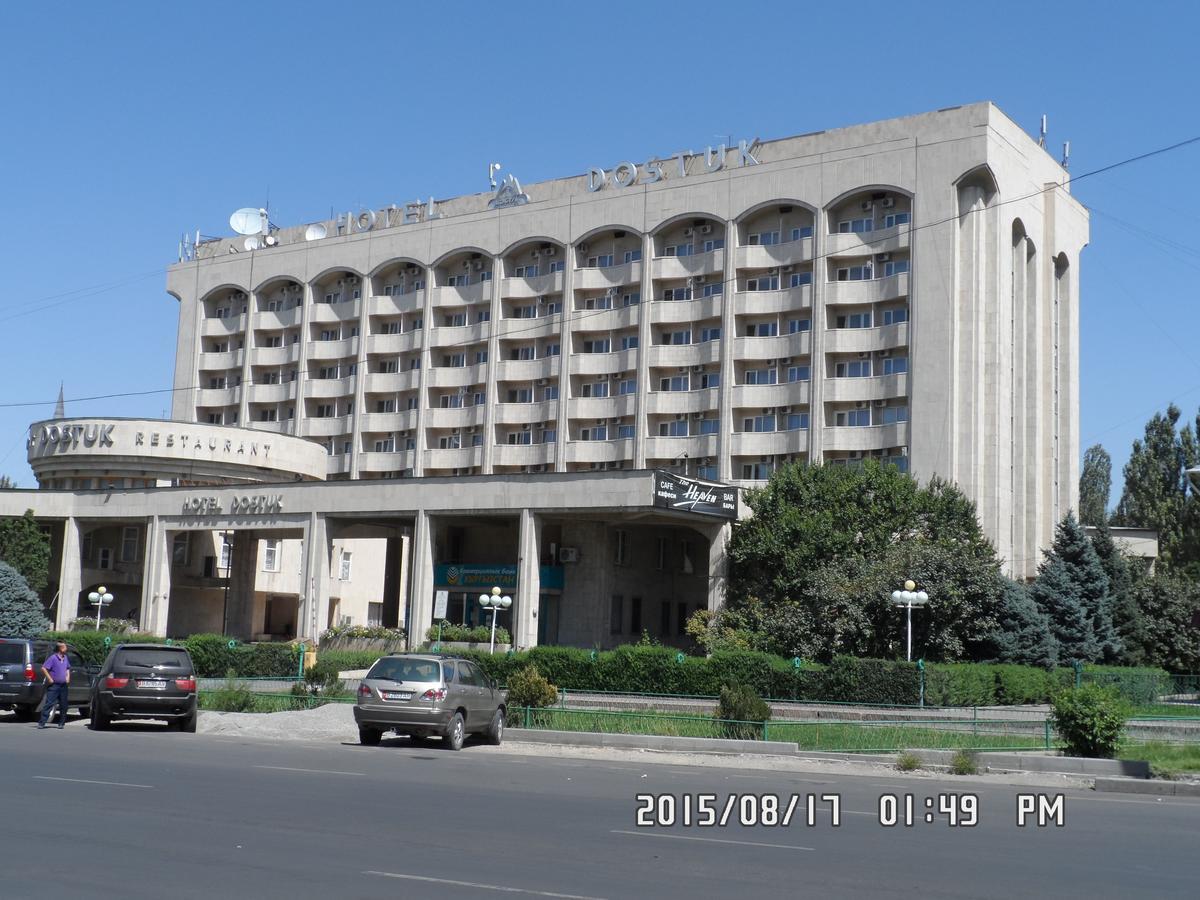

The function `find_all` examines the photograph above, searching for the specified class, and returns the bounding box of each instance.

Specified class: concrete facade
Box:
[167,102,1088,576]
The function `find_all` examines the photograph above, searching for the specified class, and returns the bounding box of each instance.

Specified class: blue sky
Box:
[0,1,1196,510]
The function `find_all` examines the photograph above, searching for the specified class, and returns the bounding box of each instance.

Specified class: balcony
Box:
[492,442,556,468]
[200,315,246,337]
[245,382,296,405]
[309,301,361,324]
[198,349,244,370]
[358,410,418,433]
[727,430,807,456]
[492,400,558,425]
[570,394,638,420]
[357,450,417,473]
[429,321,490,348]
[823,322,909,354]
[822,373,908,403]
[495,315,560,340]
[493,357,559,382]
[643,434,720,460]
[563,438,634,464]
[645,342,721,368]
[643,388,719,416]
[569,348,638,376]
[366,331,423,355]
[432,282,492,307]
[500,271,565,299]
[571,305,638,332]
[250,345,300,367]
[304,415,353,438]
[424,364,487,389]
[650,295,722,324]
[306,337,358,361]
[824,224,910,257]
[733,333,810,361]
[423,445,484,470]
[734,284,812,315]
[730,383,804,409]
[574,260,642,291]
[256,307,302,329]
[194,387,240,407]
[325,454,352,476]
[822,421,909,452]
[303,377,354,399]
[651,249,724,280]
[735,238,813,269]
[824,273,909,306]
[363,370,421,393]
[370,291,425,317]
[424,405,487,429]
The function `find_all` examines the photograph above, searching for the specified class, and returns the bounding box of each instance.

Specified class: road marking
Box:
[33,776,152,789]
[363,871,608,899]
[611,829,813,851]
[254,765,365,776]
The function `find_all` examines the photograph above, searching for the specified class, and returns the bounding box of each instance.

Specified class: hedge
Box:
[43,630,300,677]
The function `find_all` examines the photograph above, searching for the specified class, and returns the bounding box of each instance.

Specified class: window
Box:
[786,365,810,383]
[703,238,724,252]
[789,271,812,287]
[507,431,532,445]
[513,346,535,361]
[442,353,466,367]
[741,463,772,480]
[542,385,559,401]
[171,533,189,566]
[443,313,466,327]
[836,264,873,281]
[697,464,718,479]
[479,270,492,282]
[97,547,113,570]
[584,295,612,310]
[748,231,779,246]
[473,391,486,406]
[699,326,721,342]
[376,399,396,413]
[581,381,609,398]
[120,526,139,563]
[367,602,383,627]
[790,225,813,241]
[582,338,610,354]
[540,427,557,443]
[788,318,811,334]
[620,335,639,351]
[883,259,909,277]
[668,330,691,346]
[878,405,909,425]
[835,409,872,427]
[665,243,694,257]
[698,371,720,389]
[320,328,339,341]
[219,537,232,572]
[610,595,623,634]
[630,597,642,635]
[701,282,723,297]
[656,537,667,570]
[623,249,642,264]
[581,425,607,441]
[883,211,911,229]
[587,254,614,268]
[746,274,780,291]
[542,342,561,357]
[315,404,334,418]
[513,305,536,319]
[659,376,688,392]
[339,550,352,581]
[447,274,469,287]
[620,291,640,307]
[317,366,338,379]
[676,602,688,635]
[506,389,532,403]
[618,378,637,395]
[742,415,776,433]
[374,437,396,452]
[661,287,691,302]
[699,418,719,435]
[323,292,339,304]
[882,356,908,375]
[438,435,461,449]
[745,322,778,337]
[263,539,280,573]
[549,260,564,273]
[837,217,873,234]
[835,360,873,378]
[614,530,628,565]
[786,412,810,430]
[836,312,872,329]
[474,350,488,364]
[744,369,777,385]
[618,424,635,439]
[379,360,398,374]
[882,307,908,326]
[659,419,689,437]
[515,264,539,278]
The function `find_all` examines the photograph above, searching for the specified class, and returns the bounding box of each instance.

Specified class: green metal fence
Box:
[198,690,355,713]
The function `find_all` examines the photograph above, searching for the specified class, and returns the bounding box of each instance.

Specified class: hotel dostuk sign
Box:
[27,421,273,460]
[652,471,737,519]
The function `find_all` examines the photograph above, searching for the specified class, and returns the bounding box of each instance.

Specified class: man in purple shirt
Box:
[38,642,71,729]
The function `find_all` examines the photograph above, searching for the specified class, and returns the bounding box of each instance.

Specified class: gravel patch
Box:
[198,702,357,743]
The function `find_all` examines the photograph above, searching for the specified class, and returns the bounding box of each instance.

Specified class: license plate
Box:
[137,680,167,691]
[383,691,412,701]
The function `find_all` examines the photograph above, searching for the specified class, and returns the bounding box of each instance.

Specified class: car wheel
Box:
[78,706,90,718]
[358,726,382,746]
[13,704,36,722]
[486,708,504,746]
[180,712,198,734]
[443,712,465,751]
[90,703,109,731]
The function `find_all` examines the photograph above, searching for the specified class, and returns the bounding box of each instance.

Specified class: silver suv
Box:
[353,654,506,751]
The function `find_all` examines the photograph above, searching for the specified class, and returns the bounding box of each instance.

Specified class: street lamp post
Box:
[477,586,512,655]
[889,579,929,662]
[88,585,114,631]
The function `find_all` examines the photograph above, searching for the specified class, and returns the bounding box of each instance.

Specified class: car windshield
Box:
[115,650,191,670]
[0,643,26,665]
[367,658,442,683]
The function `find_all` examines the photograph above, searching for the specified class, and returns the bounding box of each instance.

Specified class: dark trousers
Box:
[39,682,69,726]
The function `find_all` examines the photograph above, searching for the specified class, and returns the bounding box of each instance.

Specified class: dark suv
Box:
[90,644,198,732]
[0,637,96,722]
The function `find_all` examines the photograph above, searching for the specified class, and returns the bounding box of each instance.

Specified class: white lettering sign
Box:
[587,140,758,192]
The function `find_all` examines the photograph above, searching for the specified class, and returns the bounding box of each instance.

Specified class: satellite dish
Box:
[304,223,328,241]
[243,236,262,251]
[264,235,278,246]
[230,207,266,236]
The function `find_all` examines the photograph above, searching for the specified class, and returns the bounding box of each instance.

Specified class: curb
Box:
[1094,778,1200,797]
[507,729,799,757]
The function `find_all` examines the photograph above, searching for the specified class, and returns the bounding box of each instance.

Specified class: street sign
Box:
[434,590,449,620]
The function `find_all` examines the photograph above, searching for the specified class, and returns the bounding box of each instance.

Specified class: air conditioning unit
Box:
[691,365,703,372]
[860,201,873,211]
[232,291,247,301]
[469,426,479,434]
[678,367,687,373]
[578,243,589,254]
[858,352,870,359]
[559,546,579,563]
[881,197,896,208]
[537,378,548,386]
[610,372,620,379]
[461,260,472,270]
[682,227,694,237]
[543,246,557,257]
[694,275,706,284]
[877,253,892,262]
[336,278,345,287]
[768,268,779,276]
[473,261,484,270]
[767,359,777,366]
[348,276,361,285]
[855,402,868,409]
[874,400,887,407]
[782,265,794,273]
[850,450,864,460]
[531,251,541,259]
[406,266,418,275]
[692,412,702,419]
[451,428,460,434]
[781,358,792,365]
[700,224,714,235]
[521,423,531,430]
[880,350,892,358]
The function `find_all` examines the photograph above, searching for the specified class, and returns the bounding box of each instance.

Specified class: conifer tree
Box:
[1030,513,1111,663]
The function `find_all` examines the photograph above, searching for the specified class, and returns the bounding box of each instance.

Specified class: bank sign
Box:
[435,564,565,591]
[652,471,737,519]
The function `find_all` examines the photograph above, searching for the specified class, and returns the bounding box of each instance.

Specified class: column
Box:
[225,529,259,640]
[406,510,434,650]
[808,209,827,466]
[348,275,372,478]
[299,514,332,643]
[554,251,574,472]
[140,517,173,637]
[482,255,502,474]
[705,521,731,612]
[718,219,737,480]
[54,518,82,631]
[633,231,653,468]
[515,509,541,649]
[293,280,314,438]
[413,268,435,476]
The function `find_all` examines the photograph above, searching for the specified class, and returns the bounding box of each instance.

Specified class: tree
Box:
[0,475,14,489]
[978,579,1058,668]
[1090,524,1144,664]
[1078,445,1112,527]
[1030,514,1112,663]
[0,510,51,594]
[0,561,51,637]
[1123,575,1200,672]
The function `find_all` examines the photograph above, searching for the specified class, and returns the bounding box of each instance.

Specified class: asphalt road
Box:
[1,711,1197,900]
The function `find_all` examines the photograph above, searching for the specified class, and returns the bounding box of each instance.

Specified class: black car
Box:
[0,637,97,722]
[90,644,198,732]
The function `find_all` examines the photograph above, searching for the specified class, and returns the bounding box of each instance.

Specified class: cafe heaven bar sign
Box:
[652,471,737,519]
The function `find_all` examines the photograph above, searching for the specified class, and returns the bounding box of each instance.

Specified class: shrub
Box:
[295,659,345,696]
[316,649,385,673]
[925,664,998,706]
[236,642,298,677]
[821,656,920,705]
[1050,684,1129,758]
[949,750,978,775]
[321,624,406,643]
[202,673,255,712]
[0,562,50,637]
[43,630,159,665]
[896,751,922,772]
[506,665,559,711]
[993,665,1054,705]
[425,622,511,644]
[715,681,770,740]
[69,616,139,634]
[185,634,241,678]
[1082,666,1174,707]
